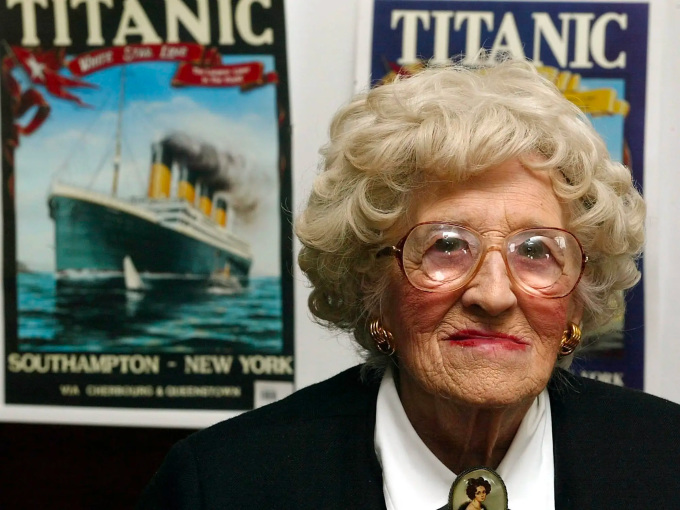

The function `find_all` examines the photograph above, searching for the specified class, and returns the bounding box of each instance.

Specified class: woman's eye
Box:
[517,237,551,259]
[432,236,468,253]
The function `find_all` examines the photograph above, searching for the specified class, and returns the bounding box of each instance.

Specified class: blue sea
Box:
[17,273,283,353]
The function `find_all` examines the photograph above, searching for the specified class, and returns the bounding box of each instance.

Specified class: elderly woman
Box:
[139,60,680,509]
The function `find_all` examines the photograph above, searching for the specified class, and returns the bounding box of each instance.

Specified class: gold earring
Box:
[369,318,395,355]
[559,322,582,357]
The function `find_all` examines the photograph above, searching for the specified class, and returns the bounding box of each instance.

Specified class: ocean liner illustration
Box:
[48,131,253,284]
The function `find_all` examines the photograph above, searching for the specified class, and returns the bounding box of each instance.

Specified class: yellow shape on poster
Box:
[537,65,629,117]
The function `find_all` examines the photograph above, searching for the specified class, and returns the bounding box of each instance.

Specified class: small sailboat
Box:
[123,255,144,291]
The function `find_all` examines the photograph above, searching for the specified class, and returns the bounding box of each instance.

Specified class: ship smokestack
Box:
[197,181,213,216]
[161,132,236,193]
[177,162,197,204]
[147,142,173,199]
[213,195,228,227]
[158,133,249,221]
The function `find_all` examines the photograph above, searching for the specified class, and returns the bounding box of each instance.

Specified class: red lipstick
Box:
[447,329,528,351]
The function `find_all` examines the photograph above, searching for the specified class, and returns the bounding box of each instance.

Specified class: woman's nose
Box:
[459,250,517,316]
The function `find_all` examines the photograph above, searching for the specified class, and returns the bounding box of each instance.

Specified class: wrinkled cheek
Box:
[382,276,457,352]
[520,294,570,351]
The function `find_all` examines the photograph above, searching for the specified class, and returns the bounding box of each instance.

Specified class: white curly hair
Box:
[296,58,645,369]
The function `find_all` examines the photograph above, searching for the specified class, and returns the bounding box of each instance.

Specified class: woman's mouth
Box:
[446,329,529,351]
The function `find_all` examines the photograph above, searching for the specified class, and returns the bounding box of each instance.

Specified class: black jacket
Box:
[138,366,680,509]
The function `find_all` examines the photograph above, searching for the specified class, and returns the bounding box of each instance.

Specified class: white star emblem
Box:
[25,55,46,81]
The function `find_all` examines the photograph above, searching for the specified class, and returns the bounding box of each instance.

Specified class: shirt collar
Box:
[374,367,555,510]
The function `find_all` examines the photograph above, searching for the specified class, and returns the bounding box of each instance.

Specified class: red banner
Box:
[67,43,277,90]
[68,43,208,76]
[172,61,277,88]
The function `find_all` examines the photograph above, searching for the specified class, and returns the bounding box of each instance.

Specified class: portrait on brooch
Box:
[449,467,508,510]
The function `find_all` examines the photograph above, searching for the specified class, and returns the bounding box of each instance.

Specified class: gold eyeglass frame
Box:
[376,222,588,299]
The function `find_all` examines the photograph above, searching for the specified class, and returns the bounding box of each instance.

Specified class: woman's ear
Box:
[568,297,584,327]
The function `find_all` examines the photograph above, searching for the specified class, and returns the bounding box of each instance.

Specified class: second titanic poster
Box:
[358,0,648,388]
[1,0,294,420]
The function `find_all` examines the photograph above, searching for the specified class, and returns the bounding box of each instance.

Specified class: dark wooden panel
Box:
[0,423,194,509]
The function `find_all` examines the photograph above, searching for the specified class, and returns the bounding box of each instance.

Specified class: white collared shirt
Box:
[374,368,555,510]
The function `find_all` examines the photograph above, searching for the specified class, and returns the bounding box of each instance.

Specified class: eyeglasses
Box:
[377,222,587,298]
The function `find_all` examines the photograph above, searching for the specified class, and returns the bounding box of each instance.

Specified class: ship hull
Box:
[49,190,251,280]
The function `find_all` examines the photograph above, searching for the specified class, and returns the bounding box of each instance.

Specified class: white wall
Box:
[286,0,680,404]
[643,0,680,402]
[287,0,365,389]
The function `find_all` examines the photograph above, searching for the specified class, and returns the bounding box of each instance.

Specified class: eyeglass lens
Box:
[401,224,583,297]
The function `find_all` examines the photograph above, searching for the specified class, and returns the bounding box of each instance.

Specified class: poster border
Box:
[0,0,294,426]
